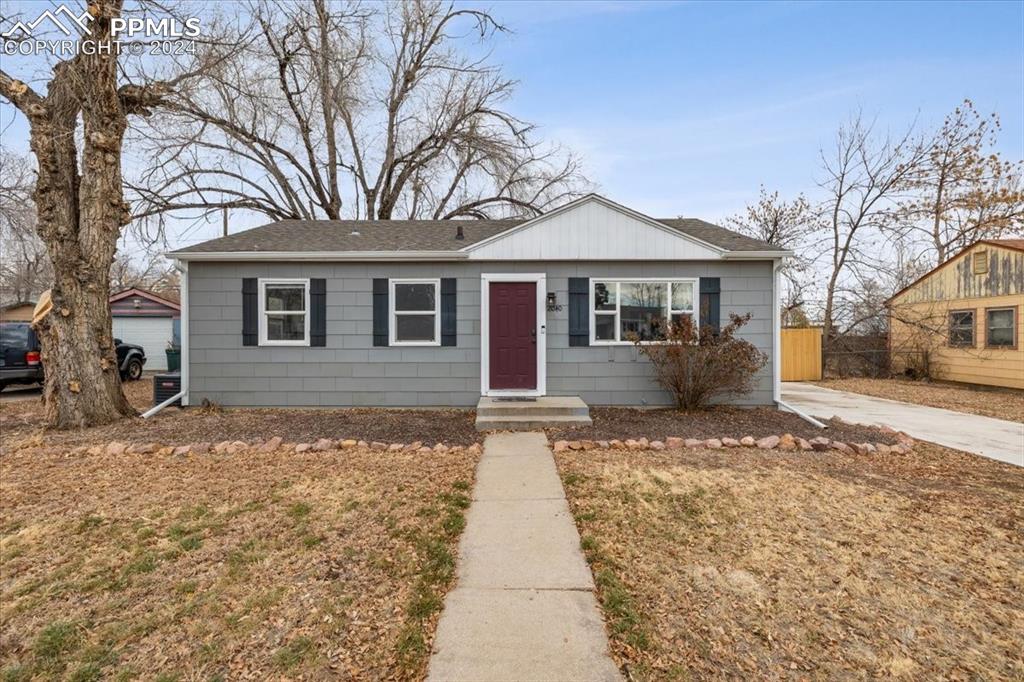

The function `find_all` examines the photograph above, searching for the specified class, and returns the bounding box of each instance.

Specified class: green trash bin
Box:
[165,347,181,372]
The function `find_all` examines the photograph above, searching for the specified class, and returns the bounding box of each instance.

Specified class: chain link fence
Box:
[823,334,890,378]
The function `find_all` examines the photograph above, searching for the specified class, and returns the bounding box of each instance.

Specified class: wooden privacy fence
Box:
[781,327,823,381]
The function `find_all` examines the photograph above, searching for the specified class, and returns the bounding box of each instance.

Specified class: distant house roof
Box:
[2,300,36,310]
[110,287,180,317]
[988,238,1024,252]
[169,194,784,259]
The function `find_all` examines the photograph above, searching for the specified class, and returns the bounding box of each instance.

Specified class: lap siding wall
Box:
[187,260,774,407]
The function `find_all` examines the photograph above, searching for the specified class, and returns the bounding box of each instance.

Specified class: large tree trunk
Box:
[3,0,136,427]
[35,275,131,427]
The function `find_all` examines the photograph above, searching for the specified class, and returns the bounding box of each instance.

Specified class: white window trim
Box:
[589,277,699,345]
[258,278,310,347]
[480,273,547,397]
[389,278,441,346]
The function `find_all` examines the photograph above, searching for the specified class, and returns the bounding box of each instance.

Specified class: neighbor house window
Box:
[948,310,975,347]
[591,279,697,344]
[259,279,309,346]
[972,251,989,275]
[986,307,1017,348]
[390,279,440,345]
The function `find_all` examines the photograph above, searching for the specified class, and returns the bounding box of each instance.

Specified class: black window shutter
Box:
[700,277,721,333]
[440,278,457,347]
[372,278,389,347]
[310,278,326,347]
[242,278,258,346]
[568,277,589,347]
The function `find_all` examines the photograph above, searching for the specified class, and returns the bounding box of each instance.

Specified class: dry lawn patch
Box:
[0,445,477,680]
[557,445,1024,680]
[819,377,1024,422]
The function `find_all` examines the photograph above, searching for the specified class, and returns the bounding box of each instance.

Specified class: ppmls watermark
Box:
[2,4,200,56]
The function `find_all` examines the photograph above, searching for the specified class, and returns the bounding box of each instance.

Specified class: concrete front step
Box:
[476,414,594,432]
[477,396,590,417]
[475,397,592,431]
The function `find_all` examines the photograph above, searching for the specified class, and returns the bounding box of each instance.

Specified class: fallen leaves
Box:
[547,405,897,444]
[556,443,1024,680]
[819,377,1024,422]
[1,378,482,452]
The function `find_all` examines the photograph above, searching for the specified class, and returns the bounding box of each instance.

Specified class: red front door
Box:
[489,282,537,390]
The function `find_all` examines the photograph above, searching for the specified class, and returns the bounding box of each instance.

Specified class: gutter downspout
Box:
[771,257,826,429]
[143,259,189,419]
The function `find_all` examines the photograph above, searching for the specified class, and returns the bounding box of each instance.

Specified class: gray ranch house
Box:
[167,195,790,412]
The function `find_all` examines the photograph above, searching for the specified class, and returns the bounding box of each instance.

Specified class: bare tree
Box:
[0,0,223,427]
[815,113,928,351]
[109,247,178,294]
[897,100,1024,263]
[0,148,51,303]
[726,186,815,325]
[131,0,586,223]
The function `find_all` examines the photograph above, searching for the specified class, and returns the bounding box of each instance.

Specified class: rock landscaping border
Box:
[46,439,485,458]
[552,428,916,455]
[18,427,915,459]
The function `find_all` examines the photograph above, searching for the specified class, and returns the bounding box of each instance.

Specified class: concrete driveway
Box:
[782,382,1023,467]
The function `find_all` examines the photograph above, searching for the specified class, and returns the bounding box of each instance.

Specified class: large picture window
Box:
[986,307,1017,348]
[259,279,309,346]
[948,310,975,347]
[390,279,440,345]
[591,279,697,344]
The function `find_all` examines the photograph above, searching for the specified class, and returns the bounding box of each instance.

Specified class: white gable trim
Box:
[462,194,727,260]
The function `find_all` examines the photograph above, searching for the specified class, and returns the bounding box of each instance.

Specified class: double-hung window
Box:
[390,279,440,345]
[986,307,1017,348]
[259,279,309,346]
[948,310,975,347]
[591,278,697,344]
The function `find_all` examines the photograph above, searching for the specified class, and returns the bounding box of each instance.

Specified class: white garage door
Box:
[112,317,174,371]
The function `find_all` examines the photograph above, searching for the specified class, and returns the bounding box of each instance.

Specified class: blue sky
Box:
[482,0,1024,220]
[1,0,1021,249]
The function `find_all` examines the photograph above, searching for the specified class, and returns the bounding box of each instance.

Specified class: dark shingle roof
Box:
[172,215,783,255]
[174,219,521,254]
[658,219,780,252]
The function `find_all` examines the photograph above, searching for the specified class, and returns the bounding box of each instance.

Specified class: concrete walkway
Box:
[427,432,621,682]
[783,382,1024,467]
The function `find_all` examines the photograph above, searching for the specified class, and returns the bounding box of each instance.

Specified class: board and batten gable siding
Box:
[890,242,1023,305]
[465,199,723,261]
[187,260,774,407]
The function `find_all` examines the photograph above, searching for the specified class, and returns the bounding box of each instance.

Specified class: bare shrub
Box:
[632,314,767,411]
[900,344,939,381]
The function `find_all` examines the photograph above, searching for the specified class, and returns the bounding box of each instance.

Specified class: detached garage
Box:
[110,288,180,371]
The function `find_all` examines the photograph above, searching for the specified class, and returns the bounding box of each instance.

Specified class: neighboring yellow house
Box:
[888,239,1023,389]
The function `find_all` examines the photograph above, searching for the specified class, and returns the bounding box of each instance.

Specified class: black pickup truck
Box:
[0,322,147,391]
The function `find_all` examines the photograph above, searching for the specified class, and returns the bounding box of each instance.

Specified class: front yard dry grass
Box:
[818,377,1024,422]
[0,444,477,680]
[557,444,1024,680]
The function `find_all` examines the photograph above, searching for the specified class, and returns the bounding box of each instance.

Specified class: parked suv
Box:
[0,322,44,391]
[114,339,147,381]
[0,323,148,391]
